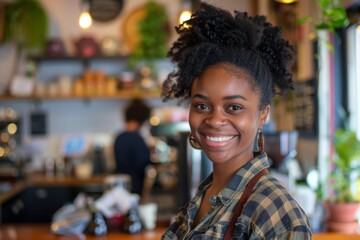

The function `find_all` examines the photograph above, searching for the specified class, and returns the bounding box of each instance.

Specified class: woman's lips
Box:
[202,135,237,147]
[206,135,235,142]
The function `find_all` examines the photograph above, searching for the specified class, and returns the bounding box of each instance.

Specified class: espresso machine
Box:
[262,130,302,192]
[263,130,299,173]
[150,122,212,209]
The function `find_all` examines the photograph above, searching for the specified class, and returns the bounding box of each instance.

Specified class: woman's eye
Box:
[227,105,242,111]
[195,103,209,110]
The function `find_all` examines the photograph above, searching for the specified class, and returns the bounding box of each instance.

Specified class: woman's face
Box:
[189,63,269,167]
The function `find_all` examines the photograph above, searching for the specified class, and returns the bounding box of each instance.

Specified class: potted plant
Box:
[324,129,360,233]
[2,0,48,96]
[4,0,48,52]
[130,1,169,66]
[128,1,170,91]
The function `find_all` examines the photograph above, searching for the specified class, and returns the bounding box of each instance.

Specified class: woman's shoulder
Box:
[249,173,305,210]
[239,173,311,238]
[256,173,291,194]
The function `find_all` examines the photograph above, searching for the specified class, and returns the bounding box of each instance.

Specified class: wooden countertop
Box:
[1,224,360,239]
[0,180,26,203]
[313,233,360,239]
[0,174,107,204]
[0,224,166,240]
[27,173,106,186]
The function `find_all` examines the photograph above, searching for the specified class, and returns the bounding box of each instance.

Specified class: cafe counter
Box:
[0,224,360,239]
[2,175,360,239]
[0,174,110,223]
[0,224,166,240]
[0,174,106,204]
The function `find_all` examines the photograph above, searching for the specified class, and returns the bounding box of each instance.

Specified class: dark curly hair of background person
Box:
[125,98,151,125]
[161,2,296,110]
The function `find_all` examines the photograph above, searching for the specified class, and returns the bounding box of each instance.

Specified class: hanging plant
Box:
[297,0,349,51]
[297,0,349,30]
[315,0,349,29]
[4,0,48,52]
[2,0,48,97]
[130,1,169,67]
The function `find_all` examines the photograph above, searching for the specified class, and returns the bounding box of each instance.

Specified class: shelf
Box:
[0,89,161,101]
[29,55,130,69]
[30,55,129,62]
[2,55,165,102]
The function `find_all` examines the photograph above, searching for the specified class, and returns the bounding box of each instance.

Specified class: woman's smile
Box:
[202,134,237,148]
[206,135,235,142]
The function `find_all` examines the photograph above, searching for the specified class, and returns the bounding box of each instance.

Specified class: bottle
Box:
[91,145,106,175]
[84,203,108,236]
[120,195,142,234]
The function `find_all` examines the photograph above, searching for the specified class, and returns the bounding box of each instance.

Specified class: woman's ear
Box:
[259,105,270,128]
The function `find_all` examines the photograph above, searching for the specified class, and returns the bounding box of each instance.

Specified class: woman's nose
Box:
[205,110,227,128]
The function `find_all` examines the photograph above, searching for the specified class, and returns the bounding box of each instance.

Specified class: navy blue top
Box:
[113,131,151,195]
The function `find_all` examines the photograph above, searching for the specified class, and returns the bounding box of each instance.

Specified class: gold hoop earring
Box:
[189,134,201,150]
[253,128,264,153]
[258,129,264,152]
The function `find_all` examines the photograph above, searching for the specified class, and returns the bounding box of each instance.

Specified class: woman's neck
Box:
[211,153,254,194]
[211,167,233,195]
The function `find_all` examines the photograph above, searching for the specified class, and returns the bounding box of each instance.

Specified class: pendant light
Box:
[79,0,92,29]
[179,0,192,25]
[274,0,298,3]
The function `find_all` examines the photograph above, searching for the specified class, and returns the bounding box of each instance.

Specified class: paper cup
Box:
[138,203,158,230]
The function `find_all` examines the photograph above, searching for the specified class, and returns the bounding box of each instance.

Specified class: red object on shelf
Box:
[45,38,66,56]
[75,36,100,57]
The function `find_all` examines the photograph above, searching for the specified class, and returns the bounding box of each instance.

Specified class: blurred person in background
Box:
[113,98,152,196]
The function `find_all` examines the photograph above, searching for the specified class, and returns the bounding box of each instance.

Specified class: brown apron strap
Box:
[224,168,269,240]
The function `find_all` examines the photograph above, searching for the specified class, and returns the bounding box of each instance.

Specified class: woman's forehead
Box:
[192,65,258,99]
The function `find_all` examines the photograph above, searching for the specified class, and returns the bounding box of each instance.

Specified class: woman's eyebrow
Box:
[192,94,247,101]
[192,93,207,100]
[223,95,246,101]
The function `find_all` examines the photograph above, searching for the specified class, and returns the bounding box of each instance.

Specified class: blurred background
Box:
[0,0,360,234]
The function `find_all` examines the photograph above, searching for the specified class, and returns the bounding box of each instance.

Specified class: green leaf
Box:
[328,7,349,28]
[317,0,332,10]
[325,40,334,52]
[296,16,313,25]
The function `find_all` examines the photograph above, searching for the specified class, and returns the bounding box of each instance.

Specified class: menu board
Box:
[293,78,318,138]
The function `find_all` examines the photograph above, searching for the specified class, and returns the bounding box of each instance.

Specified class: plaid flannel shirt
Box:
[162,153,312,240]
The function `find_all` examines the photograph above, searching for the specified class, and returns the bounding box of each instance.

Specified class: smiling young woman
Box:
[160,2,312,240]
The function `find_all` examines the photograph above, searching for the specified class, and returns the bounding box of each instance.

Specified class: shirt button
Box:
[209,196,217,205]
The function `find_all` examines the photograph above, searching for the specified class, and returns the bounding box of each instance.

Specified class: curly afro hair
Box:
[161,2,296,110]
[125,98,151,125]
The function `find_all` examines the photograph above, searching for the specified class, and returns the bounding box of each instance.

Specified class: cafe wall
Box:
[0,0,318,173]
[0,0,252,170]
[40,0,251,56]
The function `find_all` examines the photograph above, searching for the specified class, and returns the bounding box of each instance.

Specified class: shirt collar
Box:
[217,152,269,205]
[190,152,270,208]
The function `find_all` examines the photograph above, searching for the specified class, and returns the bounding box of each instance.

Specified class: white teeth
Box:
[206,136,233,142]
